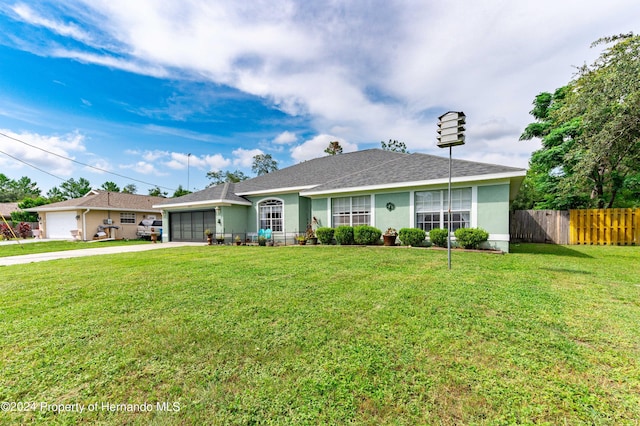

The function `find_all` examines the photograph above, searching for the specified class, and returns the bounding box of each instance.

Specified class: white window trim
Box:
[120,212,136,224]
[257,197,285,234]
[331,195,372,227]
[415,187,473,232]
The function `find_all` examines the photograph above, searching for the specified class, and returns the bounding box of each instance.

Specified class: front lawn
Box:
[0,239,150,258]
[1,244,638,424]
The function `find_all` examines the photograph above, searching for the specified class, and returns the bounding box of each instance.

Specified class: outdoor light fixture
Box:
[437,111,466,270]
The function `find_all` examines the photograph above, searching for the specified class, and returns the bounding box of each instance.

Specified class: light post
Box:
[187,153,191,190]
[437,111,466,270]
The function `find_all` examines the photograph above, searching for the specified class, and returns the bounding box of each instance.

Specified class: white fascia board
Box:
[26,206,162,213]
[153,199,252,210]
[300,170,527,196]
[236,185,317,197]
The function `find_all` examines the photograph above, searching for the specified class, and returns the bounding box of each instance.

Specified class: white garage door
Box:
[46,212,78,239]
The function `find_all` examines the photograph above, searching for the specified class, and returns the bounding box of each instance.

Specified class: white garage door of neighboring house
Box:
[46,212,78,239]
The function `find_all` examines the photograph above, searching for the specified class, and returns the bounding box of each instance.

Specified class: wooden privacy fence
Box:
[570,208,639,245]
[511,209,640,245]
[510,210,569,244]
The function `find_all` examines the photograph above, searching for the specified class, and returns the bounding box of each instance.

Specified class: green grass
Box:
[1,244,639,424]
[0,239,150,258]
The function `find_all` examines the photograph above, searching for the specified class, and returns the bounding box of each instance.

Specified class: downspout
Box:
[83,209,91,241]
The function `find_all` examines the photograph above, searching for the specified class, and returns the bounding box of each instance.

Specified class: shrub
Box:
[315,227,335,245]
[429,228,449,247]
[1,223,14,240]
[18,222,31,239]
[398,228,426,246]
[334,226,354,245]
[354,225,382,245]
[454,227,489,249]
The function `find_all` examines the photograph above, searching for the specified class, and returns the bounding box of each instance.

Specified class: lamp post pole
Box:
[437,111,466,270]
[447,145,452,269]
[187,153,191,190]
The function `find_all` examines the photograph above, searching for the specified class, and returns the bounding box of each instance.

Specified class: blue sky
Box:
[1,1,639,195]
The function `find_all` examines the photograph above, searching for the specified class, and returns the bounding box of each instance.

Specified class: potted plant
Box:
[296,235,307,245]
[305,223,317,245]
[204,229,213,245]
[383,227,398,246]
[234,235,242,245]
[258,236,267,246]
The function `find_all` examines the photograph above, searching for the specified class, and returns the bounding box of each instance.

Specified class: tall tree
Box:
[559,33,640,208]
[172,185,191,197]
[46,187,65,203]
[49,177,91,200]
[122,184,137,194]
[324,141,343,155]
[101,181,120,192]
[381,139,409,153]
[251,154,278,176]
[206,170,249,187]
[148,186,168,197]
[519,34,640,209]
[0,174,41,202]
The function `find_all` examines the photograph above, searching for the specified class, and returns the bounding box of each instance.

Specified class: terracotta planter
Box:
[383,234,396,246]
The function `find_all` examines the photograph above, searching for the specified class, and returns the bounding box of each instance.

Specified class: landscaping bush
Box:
[354,225,382,245]
[398,228,426,246]
[429,228,449,247]
[454,227,489,249]
[315,227,335,245]
[334,226,354,245]
[0,223,14,240]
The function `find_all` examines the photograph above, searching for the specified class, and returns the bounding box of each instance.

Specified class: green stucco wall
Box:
[476,184,510,251]
[311,198,329,228]
[374,192,410,231]
[219,205,247,238]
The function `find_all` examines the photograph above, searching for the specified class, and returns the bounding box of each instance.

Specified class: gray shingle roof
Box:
[304,151,525,194]
[158,149,525,207]
[28,190,166,212]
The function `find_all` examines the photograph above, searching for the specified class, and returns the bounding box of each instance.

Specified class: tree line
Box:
[515,33,640,210]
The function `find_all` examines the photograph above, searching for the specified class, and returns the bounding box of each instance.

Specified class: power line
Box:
[0,131,177,192]
[0,148,66,182]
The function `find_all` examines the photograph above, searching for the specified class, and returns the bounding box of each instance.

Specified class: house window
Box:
[120,212,136,224]
[259,199,283,232]
[415,188,471,232]
[332,195,371,226]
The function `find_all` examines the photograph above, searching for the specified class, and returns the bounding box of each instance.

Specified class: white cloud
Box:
[7,0,640,176]
[11,3,93,43]
[141,150,170,162]
[273,131,297,145]
[0,129,86,177]
[290,134,357,163]
[232,147,262,168]
[120,161,166,176]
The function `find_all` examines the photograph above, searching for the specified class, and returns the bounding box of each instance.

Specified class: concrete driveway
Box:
[0,241,202,266]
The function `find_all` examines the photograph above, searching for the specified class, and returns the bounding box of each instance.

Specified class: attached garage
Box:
[45,212,78,239]
[169,210,216,242]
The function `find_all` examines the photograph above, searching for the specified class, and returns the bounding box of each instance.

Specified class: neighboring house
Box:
[155,149,526,251]
[26,190,166,240]
[0,202,19,222]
